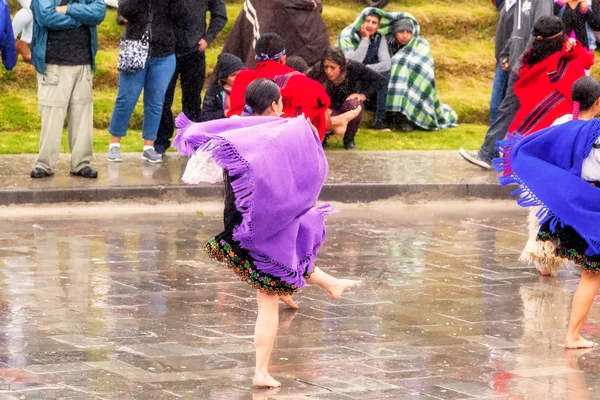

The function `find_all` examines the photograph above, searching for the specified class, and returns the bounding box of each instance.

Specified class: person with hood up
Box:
[200,53,246,122]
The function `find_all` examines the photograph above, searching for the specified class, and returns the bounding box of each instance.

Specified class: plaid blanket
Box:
[337,8,457,130]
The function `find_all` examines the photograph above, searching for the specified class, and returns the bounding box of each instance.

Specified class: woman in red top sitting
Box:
[509,15,594,136]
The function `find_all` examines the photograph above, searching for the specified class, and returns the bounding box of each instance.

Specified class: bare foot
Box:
[253,372,281,388]
[565,335,596,349]
[329,279,362,300]
[331,106,362,136]
[279,294,298,309]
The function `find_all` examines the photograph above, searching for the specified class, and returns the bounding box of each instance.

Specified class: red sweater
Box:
[509,42,594,135]
[229,61,331,140]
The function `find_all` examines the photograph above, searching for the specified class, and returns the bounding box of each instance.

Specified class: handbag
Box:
[117,6,153,72]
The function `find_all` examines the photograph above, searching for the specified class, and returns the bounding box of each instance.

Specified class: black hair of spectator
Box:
[572,76,600,111]
[521,16,565,69]
[321,46,348,75]
[254,33,286,59]
[367,10,381,21]
[245,78,282,115]
[286,55,309,73]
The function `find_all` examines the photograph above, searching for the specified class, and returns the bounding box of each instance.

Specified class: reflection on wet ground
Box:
[0,203,595,399]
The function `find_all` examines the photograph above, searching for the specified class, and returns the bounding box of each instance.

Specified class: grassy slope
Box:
[0,0,512,152]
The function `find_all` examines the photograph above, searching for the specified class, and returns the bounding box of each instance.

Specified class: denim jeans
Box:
[375,71,390,122]
[489,61,510,125]
[109,55,176,141]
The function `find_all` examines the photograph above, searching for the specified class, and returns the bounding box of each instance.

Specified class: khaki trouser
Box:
[36,64,93,173]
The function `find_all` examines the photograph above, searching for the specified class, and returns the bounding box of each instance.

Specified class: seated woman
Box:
[508,16,593,136]
[339,9,457,133]
[308,46,385,149]
[200,53,245,122]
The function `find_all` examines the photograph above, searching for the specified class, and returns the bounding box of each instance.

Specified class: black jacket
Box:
[555,2,600,49]
[200,80,227,122]
[119,0,188,58]
[309,60,386,110]
[175,0,227,56]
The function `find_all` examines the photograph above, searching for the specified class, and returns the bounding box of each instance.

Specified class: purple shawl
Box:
[173,115,331,288]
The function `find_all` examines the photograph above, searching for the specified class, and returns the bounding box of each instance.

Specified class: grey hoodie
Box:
[505,0,554,72]
[496,4,516,61]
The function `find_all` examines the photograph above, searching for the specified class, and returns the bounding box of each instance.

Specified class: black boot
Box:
[343,131,357,150]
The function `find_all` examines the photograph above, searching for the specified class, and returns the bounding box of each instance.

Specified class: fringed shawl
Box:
[495,119,600,256]
[173,115,332,288]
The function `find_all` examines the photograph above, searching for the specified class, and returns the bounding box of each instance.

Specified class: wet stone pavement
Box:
[0,202,596,399]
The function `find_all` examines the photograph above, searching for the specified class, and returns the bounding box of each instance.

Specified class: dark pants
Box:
[156,50,206,151]
[489,61,510,125]
[478,72,519,163]
[332,99,364,146]
[375,72,389,122]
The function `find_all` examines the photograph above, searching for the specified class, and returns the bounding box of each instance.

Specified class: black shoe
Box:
[344,141,357,150]
[370,119,390,131]
[30,168,53,179]
[116,14,128,25]
[154,144,166,155]
[397,121,415,132]
[70,166,98,179]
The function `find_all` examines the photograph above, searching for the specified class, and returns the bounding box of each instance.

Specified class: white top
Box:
[551,114,600,181]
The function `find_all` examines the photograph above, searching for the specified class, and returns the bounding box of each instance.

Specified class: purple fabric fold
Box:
[173,114,330,288]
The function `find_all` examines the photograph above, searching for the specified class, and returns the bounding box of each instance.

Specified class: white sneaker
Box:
[141,148,163,163]
[108,146,122,162]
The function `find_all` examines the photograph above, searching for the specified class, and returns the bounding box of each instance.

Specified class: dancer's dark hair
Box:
[572,76,600,111]
[521,16,565,68]
[254,33,286,61]
[244,78,281,116]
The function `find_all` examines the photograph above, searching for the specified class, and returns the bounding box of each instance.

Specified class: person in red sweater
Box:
[229,33,361,141]
[509,15,594,136]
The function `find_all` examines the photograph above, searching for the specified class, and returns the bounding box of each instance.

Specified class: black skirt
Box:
[537,181,600,273]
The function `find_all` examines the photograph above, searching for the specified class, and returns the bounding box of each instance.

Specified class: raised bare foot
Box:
[331,106,362,136]
[329,279,361,300]
[279,294,298,309]
[253,372,281,388]
[565,336,596,349]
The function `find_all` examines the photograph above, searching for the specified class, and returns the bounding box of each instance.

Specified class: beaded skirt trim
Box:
[204,237,313,296]
[538,231,600,273]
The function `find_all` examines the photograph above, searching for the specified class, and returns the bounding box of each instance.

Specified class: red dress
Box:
[229,61,331,140]
[509,42,594,136]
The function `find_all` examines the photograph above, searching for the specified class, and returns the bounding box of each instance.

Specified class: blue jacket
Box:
[31,0,106,74]
[0,0,16,70]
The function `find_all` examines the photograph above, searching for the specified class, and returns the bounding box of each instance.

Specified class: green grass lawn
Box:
[0,0,519,153]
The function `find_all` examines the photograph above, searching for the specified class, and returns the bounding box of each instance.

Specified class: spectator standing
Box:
[11,0,32,63]
[29,0,106,179]
[459,0,554,170]
[490,0,516,125]
[107,0,187,164]
[343,10,391,130]
[0,0,15,70]
[309,46,386,150]
[555,0,600,49]
[155,0,227,154]
[200,53,245,122]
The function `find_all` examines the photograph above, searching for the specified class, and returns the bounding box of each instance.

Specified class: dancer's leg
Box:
[253,290,281,388]
[306,266,361,300]
[328,106,362,136]
[565,271,600,349]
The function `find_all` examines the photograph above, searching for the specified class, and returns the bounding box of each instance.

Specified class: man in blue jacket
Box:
[0,0,16,70]
[30,0,106,179]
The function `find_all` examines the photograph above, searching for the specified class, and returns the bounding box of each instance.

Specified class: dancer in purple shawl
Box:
[495,76,600,349]
[174,79,361,388]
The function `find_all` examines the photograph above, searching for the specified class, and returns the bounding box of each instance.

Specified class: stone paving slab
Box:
[0,202,594,399]
[0,151,509,205]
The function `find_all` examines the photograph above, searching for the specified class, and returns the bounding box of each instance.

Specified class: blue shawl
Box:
[494,119,600,256]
